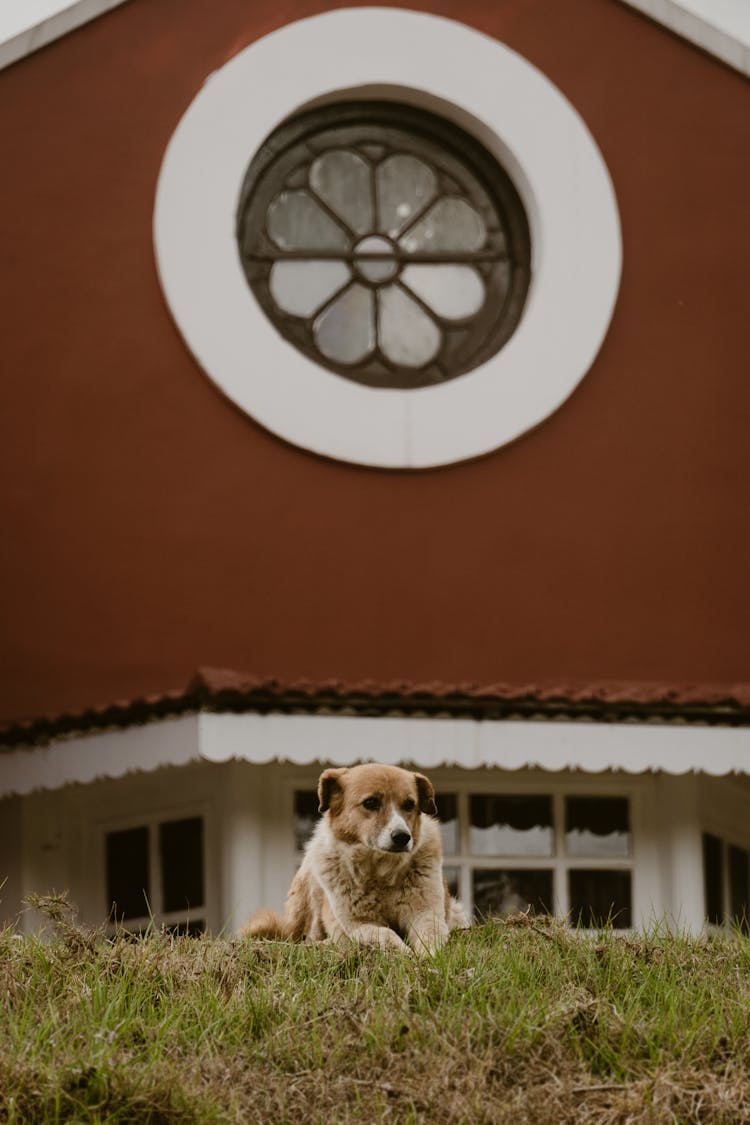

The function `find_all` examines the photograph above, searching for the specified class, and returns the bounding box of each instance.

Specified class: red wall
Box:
[0,0,748,721]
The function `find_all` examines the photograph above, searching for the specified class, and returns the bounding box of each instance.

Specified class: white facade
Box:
[2,714,749,936]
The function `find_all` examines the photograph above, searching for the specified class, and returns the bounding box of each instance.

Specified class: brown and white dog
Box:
[246,763,468,954]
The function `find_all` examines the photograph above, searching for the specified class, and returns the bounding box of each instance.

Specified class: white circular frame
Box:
[154,7,621,469]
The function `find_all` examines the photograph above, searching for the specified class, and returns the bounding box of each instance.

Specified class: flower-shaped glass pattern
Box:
[237,103,531,389]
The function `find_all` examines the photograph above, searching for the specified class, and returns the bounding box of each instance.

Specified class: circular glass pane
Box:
[237,102,531,390]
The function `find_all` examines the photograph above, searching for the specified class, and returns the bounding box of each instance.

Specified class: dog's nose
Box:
[391,830,411,850]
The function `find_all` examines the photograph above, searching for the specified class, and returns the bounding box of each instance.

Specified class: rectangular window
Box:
[104,815,206,933]
[703,833,724,925]
[290,785,633,930]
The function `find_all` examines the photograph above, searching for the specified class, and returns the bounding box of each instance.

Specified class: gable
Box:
[0,0,748,723]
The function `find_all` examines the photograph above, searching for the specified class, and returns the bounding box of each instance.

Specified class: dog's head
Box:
[317,763,437,853]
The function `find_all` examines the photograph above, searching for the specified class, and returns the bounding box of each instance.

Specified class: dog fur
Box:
[245,763,468,953]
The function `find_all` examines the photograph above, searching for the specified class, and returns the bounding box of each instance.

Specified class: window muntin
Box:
[237,101,530,389]
[105,815,206,934]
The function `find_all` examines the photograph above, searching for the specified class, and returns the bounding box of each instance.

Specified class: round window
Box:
[236,102,531,389]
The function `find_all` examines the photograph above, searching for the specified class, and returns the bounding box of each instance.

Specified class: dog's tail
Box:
[242,908,288,940]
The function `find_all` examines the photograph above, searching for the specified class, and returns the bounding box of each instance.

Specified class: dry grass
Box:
[1,897,749,1123]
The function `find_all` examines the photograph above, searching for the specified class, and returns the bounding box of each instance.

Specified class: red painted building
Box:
[1,0,748,935]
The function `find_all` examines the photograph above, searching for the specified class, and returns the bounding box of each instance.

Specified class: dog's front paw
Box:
[349,924,409,951]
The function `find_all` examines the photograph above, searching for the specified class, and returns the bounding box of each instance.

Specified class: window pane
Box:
[472,869,553,919]
[267,190,350,252]
[314,283,375,364]
[569,870,632,929]
[469,795,553,856]
[729,846,749,933]
[269,260,351,317]
[160,818,204,913]
[294,791,320,852]
[376,154,437,237]
[703,833,724,925]
[106,826,149,921]
[399,197,486,253]
[400,264,485,320]
[443,866,460,899]
[565,797,630,858]
[310,150,373,235]
[377,285,441,367]
[436,792,458,855]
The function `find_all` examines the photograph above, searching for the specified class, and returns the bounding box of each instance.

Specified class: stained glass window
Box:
[237,102,531,389]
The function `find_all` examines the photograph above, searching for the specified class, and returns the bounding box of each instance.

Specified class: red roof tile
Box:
[1,668,750,749]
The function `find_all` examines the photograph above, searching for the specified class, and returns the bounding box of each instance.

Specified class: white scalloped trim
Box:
[3,713,749,796]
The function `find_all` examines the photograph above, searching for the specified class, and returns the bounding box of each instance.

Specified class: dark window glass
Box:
[470,795,553,856]
[472,869,553,919]
[294,791,320,852]
[436,792,458,855]
[568,870,632,929]
[729,846,749,933]
[443,866,460,900]
[565,797,630,858]
[703,833,724,925]
[106,826,149,921]
[159,817,204,913]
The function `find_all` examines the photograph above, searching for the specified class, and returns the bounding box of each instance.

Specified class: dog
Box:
[246,763,468,954]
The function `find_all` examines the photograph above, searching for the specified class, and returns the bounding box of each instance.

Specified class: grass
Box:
[1,898,749,1123]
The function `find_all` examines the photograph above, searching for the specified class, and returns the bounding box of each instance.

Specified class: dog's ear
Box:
[414,772,437,816]
[318,768,347,813]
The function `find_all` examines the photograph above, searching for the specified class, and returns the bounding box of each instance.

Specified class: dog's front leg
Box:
[321,895,408,951]
[406,912,449,955]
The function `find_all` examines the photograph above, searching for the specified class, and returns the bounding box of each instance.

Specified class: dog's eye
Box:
[362,796,381,811]
[402,799,416,812]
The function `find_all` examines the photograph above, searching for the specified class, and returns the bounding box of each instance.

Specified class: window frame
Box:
[445,788,634,926]
[154,7,621,468]
[289,774,637,928]
[235,99,532,388]
[99,803,212,934]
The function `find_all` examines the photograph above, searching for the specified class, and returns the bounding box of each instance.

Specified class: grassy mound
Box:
[2,899,749,1122]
